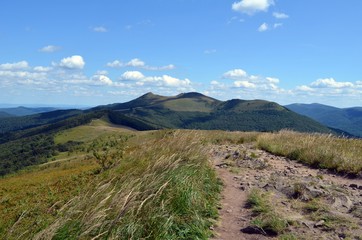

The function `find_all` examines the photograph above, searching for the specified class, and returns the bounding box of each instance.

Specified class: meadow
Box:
[0,122,361,239]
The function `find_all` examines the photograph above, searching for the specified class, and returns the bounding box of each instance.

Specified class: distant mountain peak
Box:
[176,92,207,98]
[140,92,157,98]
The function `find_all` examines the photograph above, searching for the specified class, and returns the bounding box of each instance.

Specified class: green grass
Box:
[257,130,362,175]
[0,159,98,239]
[4,130,221,240]
[54,122,129,145]
[247,189,288,236]
[162,98,214,112]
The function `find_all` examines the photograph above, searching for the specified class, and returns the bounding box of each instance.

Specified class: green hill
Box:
[0,111,13,118]
[0,92,334,176]
[286,103,362,137]
[0,109,83,134]
[101,92,332,133]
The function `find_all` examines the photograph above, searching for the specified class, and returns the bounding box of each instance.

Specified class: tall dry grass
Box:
[257,130,362,175]
[34,130,221,240]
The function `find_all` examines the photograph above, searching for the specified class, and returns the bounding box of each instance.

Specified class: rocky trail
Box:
[210,144,362,240]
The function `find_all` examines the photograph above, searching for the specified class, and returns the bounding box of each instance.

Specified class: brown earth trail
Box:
[210,144,362,240]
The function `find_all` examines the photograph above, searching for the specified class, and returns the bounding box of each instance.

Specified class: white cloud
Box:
[93,26,108,32]
[143,64,175,71]
[234,81,256,88]
[258,23,269,32]
[107,58,175,71]
[39,45,60,53]
[266,77,280,83]
[59,55,85,69]
[232,0,274,15]
[223,69,247,79]
[96,70,108,75]
[161,75,191,87]
[0,61,29,70]
[34,66,52,72]
[0,70,46,80]
[273,12,289,19]
[126,58,145,67]
[91,74,113,85]
[107,60,123,68]
[273,23,283,29]
[310,78,354,88]
[121,71,145,81]
[296,85,315,92]
[220,68,285,94]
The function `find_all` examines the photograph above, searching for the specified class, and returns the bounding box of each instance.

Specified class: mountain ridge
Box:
[286,103,362,137]
[95,92,332,134]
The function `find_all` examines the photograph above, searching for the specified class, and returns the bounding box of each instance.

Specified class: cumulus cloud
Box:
[266,77,280,84]
[107,58,175,71]
[296,85,315,92]
[273,12,289,19]
[121,71,145,81]
[59,55,85,69]
[0,70,46,80]
[160,75,191,87]
[119,70,192,89]
[232,0,274,15]
[106,60,123,68]
[126,58,145,67]
[258,23,269,32]
[33,66,52,72]
[0,61,29,70]
[93,26,108,32]
[223,69,247,79]
[147,64,175,71]
[310,78,354,88]
[39,45,60,53]
[91,74,113,85]
[222,68,283,93]
[234,81,256,88]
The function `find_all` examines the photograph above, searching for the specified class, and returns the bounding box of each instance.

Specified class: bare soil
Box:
[210,143,362,240]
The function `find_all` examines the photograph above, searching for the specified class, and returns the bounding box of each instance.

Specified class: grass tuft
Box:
[257,130,362,175]
[247,189,288,235]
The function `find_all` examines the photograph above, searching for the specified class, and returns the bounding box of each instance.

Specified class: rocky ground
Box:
[210,143,362,240]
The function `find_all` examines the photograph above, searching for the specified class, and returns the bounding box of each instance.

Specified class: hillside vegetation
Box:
[0,92,338,175]
[286,103,362,137]
[99,92,332,133]
[0,127,222,239]
[0,122,361,239]
[258,130,362,175]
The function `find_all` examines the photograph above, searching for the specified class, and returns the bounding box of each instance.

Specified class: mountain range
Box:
[0,92,351,176]
[95,92,331,133]
[0,106,58,118]
[286,103,362,137]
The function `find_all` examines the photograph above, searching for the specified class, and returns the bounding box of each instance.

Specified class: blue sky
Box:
[1,0,362,107]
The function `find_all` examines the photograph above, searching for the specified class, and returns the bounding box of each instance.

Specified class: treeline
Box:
[0,111,106,144]
[108,111,159,130]
[0,109,82,134]
[0,111,107,176]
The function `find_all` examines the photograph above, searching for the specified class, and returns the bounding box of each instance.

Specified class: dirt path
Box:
[210,144,362,240]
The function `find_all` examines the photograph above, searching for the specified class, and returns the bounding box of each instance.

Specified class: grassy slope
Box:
[258,130,362,175]
[0,124,221,239]
[1,119,361,239]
